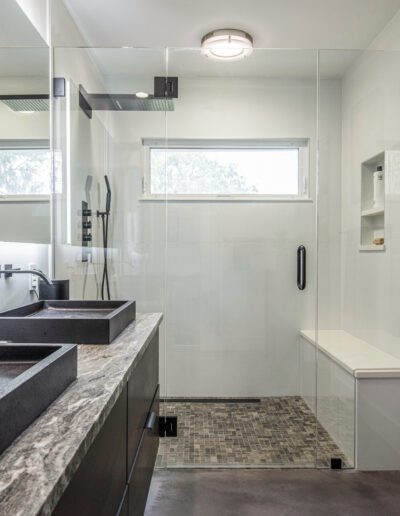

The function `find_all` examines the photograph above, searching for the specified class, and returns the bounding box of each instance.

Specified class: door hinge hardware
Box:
[330,457,342,470]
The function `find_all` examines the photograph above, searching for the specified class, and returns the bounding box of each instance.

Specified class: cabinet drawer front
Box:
[127,330,159,472]
[128,390,159,516]
[54,386,127,516]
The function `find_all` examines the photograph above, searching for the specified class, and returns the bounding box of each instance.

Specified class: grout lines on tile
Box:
[157,396,350,468]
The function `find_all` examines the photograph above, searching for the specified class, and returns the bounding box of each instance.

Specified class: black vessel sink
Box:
[0,300,136,344]
[0,343,77,455]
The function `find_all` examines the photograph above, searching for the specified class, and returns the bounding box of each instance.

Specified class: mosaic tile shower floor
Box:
[156,396,351,468]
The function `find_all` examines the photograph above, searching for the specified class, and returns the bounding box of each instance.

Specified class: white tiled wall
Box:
[338,43,400,359]
[161,68,333,397]
[52,48,342,398]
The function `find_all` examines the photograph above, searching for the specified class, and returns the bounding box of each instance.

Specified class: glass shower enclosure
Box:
[51,46,356,469]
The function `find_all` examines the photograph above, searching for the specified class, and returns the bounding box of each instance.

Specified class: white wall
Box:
[318,78,343,330]
[105,70,335,398]
[104,65,346,397]
[52,48,345,398]
[339,43,400,359]
[0,242,49,310]
[163,76,318,397]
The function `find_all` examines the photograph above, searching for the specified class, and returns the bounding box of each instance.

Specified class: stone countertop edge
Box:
[0,312,163,516]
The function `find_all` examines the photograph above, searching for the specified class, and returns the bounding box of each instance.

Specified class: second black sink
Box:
[0,343,77,455]
[0,300,136,344]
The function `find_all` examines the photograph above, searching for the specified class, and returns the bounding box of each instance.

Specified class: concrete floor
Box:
[145,469,400,516]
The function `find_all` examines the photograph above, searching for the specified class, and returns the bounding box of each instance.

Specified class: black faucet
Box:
[0,268,52,285]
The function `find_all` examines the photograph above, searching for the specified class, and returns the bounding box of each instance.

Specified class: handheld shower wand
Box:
[105,175,111,214]
[97,175,112,300]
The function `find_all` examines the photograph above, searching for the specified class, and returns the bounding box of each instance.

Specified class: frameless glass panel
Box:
[52,47,167,324]
[163,48,318,468]
[318,48,400,471]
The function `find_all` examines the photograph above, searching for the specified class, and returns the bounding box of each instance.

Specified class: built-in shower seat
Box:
[299,329,400,470]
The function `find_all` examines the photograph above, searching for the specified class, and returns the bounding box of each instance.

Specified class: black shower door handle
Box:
[297,245,306,290]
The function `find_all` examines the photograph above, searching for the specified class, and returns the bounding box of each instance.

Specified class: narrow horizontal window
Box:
[143,139,309,200]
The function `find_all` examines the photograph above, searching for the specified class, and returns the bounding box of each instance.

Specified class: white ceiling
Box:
[81,48,360,85]
[64,0,400,50]
[0,0,46,46]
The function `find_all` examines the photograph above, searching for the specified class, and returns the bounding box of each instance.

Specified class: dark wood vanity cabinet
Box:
[117,487,129,516]
[54,331,159,516]
[128,391,159,516]
[127,330,159,474]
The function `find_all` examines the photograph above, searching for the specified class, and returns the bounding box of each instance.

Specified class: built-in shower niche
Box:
[359,152,385,251]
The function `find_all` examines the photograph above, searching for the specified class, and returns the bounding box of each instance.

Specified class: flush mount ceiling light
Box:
[201,29,253,61]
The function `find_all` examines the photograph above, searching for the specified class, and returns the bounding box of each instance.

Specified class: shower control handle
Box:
[297,245,306,291]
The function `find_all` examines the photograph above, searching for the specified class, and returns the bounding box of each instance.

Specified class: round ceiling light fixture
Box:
[201,29,253,61]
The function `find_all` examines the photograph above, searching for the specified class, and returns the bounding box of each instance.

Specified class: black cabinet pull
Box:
[144,411,157,431]
[297,245,306,290]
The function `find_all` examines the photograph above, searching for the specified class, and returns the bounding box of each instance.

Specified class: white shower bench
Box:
[299,329,400,470]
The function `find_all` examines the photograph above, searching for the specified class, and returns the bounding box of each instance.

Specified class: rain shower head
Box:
[0,94,49,112]
[78,77,178,119]
[88,93,174,112]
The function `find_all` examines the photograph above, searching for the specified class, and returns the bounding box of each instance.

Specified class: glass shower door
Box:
[160,48,323,467]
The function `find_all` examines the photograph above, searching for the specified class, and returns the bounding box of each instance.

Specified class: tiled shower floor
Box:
[156,396,350,468]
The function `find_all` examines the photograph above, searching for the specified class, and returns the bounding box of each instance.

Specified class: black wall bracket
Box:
[159,416,178,437]
[79,85,92,119]
[53,77,66,98]
[4,264,13,279]
[154,77,178,98]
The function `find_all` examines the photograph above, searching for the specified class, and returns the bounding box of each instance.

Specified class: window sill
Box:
[0,195,50,203]
[139,195,313,203]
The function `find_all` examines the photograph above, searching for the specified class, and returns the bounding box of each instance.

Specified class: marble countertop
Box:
[0,312,163,516]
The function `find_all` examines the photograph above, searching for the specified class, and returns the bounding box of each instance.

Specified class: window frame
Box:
[0,139,51,203]
[141,138,311,202]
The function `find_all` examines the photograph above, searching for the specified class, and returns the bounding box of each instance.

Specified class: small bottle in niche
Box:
[373,165,384,209]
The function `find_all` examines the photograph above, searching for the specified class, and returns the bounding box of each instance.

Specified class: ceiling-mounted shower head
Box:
[78,78,178,118]
[84,91,174,113]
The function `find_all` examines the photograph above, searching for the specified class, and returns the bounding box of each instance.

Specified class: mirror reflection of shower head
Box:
[84,174,93,204]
